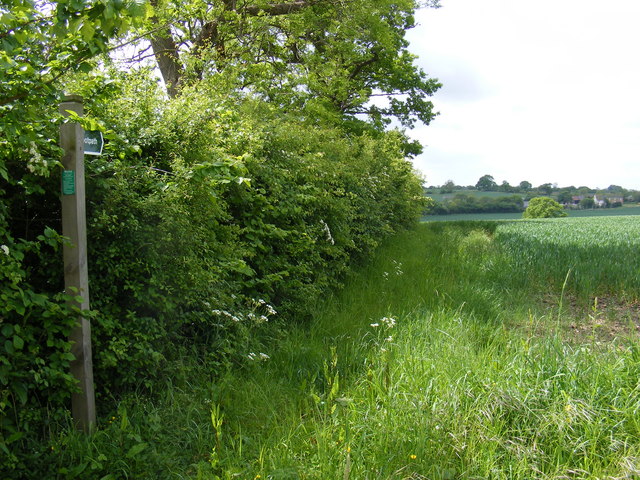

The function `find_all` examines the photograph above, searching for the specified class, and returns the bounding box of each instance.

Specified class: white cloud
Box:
[407,0,640,189]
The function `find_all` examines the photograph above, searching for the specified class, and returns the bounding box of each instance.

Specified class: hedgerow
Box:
[1,70,425,475]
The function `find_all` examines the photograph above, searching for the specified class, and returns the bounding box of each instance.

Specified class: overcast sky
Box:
[405,0,640,189]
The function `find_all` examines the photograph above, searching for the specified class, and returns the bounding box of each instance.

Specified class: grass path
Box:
[203,223,640,479]
[55,222,640,479]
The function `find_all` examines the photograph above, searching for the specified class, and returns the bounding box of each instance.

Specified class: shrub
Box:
[72,76,426,393]
[0,221,79,473]
[523,197,567,218]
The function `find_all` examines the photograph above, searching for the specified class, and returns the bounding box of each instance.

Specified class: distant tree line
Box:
[430,194,524,215]
[425,175,640,215]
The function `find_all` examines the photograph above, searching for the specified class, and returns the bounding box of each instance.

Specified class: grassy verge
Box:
[44,221,640,479]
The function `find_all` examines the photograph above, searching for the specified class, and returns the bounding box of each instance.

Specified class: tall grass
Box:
[42,221,640,479]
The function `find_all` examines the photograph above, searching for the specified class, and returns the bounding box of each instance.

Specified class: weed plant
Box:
[26,221,640,479]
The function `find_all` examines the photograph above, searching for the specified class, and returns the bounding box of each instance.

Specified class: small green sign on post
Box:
[62,170,76,195]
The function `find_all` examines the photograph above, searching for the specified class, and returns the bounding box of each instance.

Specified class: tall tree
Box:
[137,0,441,128]
[440,179,456,193]
[476,174,497,191]
[499,180,512,192]
[557,190,573,204]
[519,180,532,191]
[537,183,553,196]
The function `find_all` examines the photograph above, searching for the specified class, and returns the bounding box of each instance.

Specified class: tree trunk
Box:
[150,30,183,98]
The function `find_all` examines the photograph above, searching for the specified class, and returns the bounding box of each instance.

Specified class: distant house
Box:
[593,195,606,208]
[565,194,624,209]
[594,194,624,207]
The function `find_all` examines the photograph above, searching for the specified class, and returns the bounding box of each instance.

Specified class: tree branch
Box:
[349,49,380,80]
[193,1,314,56]
[244,1,311,16]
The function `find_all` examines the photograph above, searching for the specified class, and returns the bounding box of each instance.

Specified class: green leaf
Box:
[80,21,95,42]
[78,61,93,73]
[1,324,13,337]
[6,431,24,444]
[13,335,24,350]
[13,382,27,404]
[67,462,88,476]
[126,442,148,458]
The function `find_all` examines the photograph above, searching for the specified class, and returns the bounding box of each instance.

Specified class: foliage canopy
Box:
[523,197,567,219]
[475,174,497,191]
[142,0,441,129]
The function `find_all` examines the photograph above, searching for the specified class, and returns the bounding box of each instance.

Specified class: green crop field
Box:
[495,216,640,299]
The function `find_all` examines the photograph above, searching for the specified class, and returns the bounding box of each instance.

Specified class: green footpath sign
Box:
[84,130,103,156]
[62,170,75,195]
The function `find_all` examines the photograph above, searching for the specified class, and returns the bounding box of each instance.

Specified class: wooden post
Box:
[59,95,96,432]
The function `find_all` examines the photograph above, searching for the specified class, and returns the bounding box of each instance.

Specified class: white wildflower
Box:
[393,260,403,276]
[385,336,393,342]
[26,142,50,176]
[1,245,8,256]
[320,219,334,245]
[370,323,379,328]
[259,352,270,361]
[381,316,396,328]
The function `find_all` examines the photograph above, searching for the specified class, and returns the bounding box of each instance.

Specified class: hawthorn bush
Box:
[78,75,426,392]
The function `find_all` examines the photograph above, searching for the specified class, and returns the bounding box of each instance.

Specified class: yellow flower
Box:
[346,446,351,453]
[410,454,417,460]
